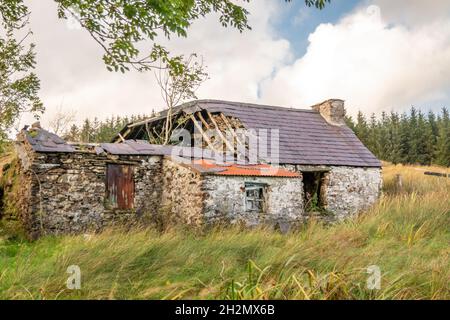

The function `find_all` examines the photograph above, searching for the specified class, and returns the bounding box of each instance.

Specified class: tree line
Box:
[346,107,450,167]
[62,114,150,144]
[62,106,450,167]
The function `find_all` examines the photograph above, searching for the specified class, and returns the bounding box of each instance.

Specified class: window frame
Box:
[244,182,267,213]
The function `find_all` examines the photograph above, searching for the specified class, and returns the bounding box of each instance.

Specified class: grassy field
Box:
[0,164,449,300]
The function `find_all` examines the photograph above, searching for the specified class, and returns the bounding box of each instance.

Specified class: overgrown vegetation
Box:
[0,146,26,238]
[0,164,448,300]
[0,4,43,150]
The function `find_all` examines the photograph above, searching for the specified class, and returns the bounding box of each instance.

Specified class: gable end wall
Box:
[283,164,382,219]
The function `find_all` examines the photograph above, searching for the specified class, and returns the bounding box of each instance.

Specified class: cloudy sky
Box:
[20,0,450,128]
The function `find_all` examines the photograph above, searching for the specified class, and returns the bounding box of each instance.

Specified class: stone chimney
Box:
[311,99,346,126]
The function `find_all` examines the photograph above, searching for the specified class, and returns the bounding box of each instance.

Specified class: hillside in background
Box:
[0,164,448,300]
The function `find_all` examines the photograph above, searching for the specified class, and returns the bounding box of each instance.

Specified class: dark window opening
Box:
[106,164,135,210]
[302,171,327,212]
[245,183,266,212]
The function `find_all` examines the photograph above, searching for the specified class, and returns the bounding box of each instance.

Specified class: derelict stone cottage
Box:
[0,99,382,239]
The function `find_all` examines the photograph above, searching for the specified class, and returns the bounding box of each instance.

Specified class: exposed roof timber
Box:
[205,111,235,154]
[196,111,211,130]
[189,114,220,153]
[128,113,173,128]
[111,99,381,167]
[220,112,244,146]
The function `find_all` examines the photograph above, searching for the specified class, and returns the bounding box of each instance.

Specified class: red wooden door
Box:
[106,164,135,209]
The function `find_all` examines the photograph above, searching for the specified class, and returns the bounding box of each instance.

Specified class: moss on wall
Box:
[0,150,28,238]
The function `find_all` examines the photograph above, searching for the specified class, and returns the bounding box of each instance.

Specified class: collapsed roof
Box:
[18,128,299,178]
[113,99,381,167]
[21,128,213,158]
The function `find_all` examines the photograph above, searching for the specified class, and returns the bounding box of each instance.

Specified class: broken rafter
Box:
[145,122,157,142]
[219,113,244,146]
[116,128,132,143]
[196,112,211,130]
[206,111,236,154]
[189,114,220,153]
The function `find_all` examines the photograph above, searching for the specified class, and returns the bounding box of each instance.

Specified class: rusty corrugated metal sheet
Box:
[106,164,135,209]
[188,159,299,178]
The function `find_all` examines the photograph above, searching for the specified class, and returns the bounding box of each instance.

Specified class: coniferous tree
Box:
[355,111,369,147]
[387,112,403,164]
[347,107,448,166]
[64,124,80,142]
[415,111,433,165]
[435,108,450,166]
[345,115,356,132]
[80,119,93,143]
[377,111,390,160]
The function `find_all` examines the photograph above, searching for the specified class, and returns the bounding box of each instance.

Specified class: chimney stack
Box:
[311,99,346,126]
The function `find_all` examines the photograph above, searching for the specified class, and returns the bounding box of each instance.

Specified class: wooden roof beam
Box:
[189,114,220,153]
[196,111,211,130]
[206,111,236,154]
[219,113,245,146]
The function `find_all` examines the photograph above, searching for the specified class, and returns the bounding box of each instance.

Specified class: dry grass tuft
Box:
[0,164,449,300]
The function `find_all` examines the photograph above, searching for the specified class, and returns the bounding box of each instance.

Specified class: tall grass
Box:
[0,164,449,300]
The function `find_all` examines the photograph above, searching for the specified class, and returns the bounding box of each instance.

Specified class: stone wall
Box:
[311,99,346,126]
[0,148,34,232]
[160,159,204,226]
[202,175,304,226]
[283,165,382,220]
[5,135,382,238]
[12,142,163,239]
[324,166,382,219]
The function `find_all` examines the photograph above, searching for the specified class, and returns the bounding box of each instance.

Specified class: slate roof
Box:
[23,129,217,159]
[117,100,381,167]
[100,140,216,159]
[24,129,76,153]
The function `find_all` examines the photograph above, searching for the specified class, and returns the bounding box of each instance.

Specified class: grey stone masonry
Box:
[325,166,382,219]
[12,139,163,239]
[160,158,204,226]
[311,99,346,126]
[5,129,382,239]
[202,175,304,226]
[282,164,382,220]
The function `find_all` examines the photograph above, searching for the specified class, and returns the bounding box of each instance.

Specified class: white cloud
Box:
[373,0,450,26]
[20,0,291,130]
[17,0,450,134]
[260,4,450,116]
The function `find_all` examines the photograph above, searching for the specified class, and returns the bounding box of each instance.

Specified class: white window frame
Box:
[245,183,266,212]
